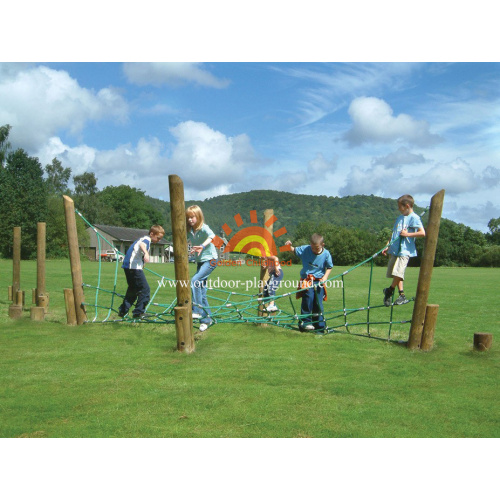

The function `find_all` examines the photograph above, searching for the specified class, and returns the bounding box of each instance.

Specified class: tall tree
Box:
[487,217,500,245]
[97,185,167,228]
[45,196,89,258]
[73,171,99,223]
[45,157,71,195]
[73,171,98,196]
[0,149,48,258]
[0,124,12,166]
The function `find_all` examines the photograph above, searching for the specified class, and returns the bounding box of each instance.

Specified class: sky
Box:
[1,61,499,232]
[2,1,499,236]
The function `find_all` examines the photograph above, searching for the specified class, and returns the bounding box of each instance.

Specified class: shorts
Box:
[386,255,409,279]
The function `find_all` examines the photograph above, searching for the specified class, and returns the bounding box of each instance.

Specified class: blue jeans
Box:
[264,269,284,298]
[300,284,325,330]
[119,268,150,316]
[191,260,217,324]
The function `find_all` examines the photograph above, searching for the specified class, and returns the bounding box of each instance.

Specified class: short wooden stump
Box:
[8,305,23,320]
[30,306,45,321]
[473,332,493,351]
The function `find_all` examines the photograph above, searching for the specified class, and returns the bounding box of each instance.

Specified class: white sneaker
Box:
[266,305,278,312]
[199,323,208,332]
[192,313,202,319]
[304,324,315,330]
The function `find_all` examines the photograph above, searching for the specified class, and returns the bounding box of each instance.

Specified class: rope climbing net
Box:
[77,208,428,342]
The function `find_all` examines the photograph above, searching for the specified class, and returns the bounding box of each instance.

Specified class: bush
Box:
[472,246,500,267]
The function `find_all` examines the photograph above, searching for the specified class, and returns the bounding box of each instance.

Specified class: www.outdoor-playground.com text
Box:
[157,277,343,292]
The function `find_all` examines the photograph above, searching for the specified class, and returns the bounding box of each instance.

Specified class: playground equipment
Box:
[408,189,444,349]
[7,223,49,321]
[8,227,23,319]
[62,181,450,353]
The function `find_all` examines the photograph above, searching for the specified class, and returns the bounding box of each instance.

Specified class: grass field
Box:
[0,258,499,438]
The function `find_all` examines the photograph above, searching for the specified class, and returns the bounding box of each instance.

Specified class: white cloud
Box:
[168,121,257,190]
[123,63,230,89]
[412,158,480,194]
[308,153,337,175]
[0,64,129,151]
[340,154,497,198]
[372,147,426,168]
[343,97,442,147]
[444,201,499,231]
[37,137,97,176]
[35,121,259,198]
[274,63,421,126]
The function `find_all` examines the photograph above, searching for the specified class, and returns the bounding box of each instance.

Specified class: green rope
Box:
[74,205,430,340]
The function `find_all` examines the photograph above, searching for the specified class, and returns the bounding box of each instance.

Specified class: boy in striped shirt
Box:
[118,225,165,319]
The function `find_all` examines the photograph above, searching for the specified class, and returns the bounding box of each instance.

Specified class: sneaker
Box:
[266,305,278,312]
[118,310,127,318]
[383,288,393,307]
[394,294,409,306]
[132,313,145,319]
[304,324,315,330]
[192,313,202,319]
[199,323,208,332]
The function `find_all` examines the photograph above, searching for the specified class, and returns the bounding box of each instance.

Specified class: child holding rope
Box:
[186,205,218,332]
[118,225,165,319]
[285,233,333,331]
[261,255,284,312]
[382,194,426,306]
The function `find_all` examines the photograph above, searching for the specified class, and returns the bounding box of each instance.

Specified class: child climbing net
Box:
[76,207,428,342]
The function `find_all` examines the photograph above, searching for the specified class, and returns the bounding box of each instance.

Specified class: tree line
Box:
[1,123,499,265]
[0,124,166,259]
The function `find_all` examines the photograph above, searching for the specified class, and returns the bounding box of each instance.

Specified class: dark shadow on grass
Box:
[459,349,494,358]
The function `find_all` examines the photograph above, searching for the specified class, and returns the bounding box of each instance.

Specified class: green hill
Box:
[147,190,425,237]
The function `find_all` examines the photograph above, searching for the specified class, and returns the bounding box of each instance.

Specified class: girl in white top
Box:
[186,205,218,332]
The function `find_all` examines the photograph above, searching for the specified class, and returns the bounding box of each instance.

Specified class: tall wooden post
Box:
[63,195,87,325]
[408,190,445,350]
[258,209,274,322]
[168,175,194,353]
[30,222,48,321]
[12,226,21,304]
[36,222,49,311]
[8,227,23,319]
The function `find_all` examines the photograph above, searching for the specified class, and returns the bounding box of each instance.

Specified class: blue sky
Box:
[1,61,499,232]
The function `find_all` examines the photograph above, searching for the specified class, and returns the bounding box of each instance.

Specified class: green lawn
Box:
[0,259,498,437]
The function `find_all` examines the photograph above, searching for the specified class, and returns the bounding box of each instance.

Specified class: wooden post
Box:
[30,307,45,321]
[12,226,21,304]
[258,209,274,323]
[64,288,77,326]
[174,306,195,352]
[8,286,13,301]
[8,305,23,319]
[408,190,445,350]
[9,227,23,319]
[420,304,439,351]
[63,195,87,325]
[31,222,48,320]
[36,222,49,311]
[168,175,194,353]
[473,333,493,352]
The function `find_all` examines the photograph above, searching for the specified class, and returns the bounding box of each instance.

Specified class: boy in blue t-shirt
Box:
[118,225,165,319]
[382,194,425,306]
[286,233,333,331]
